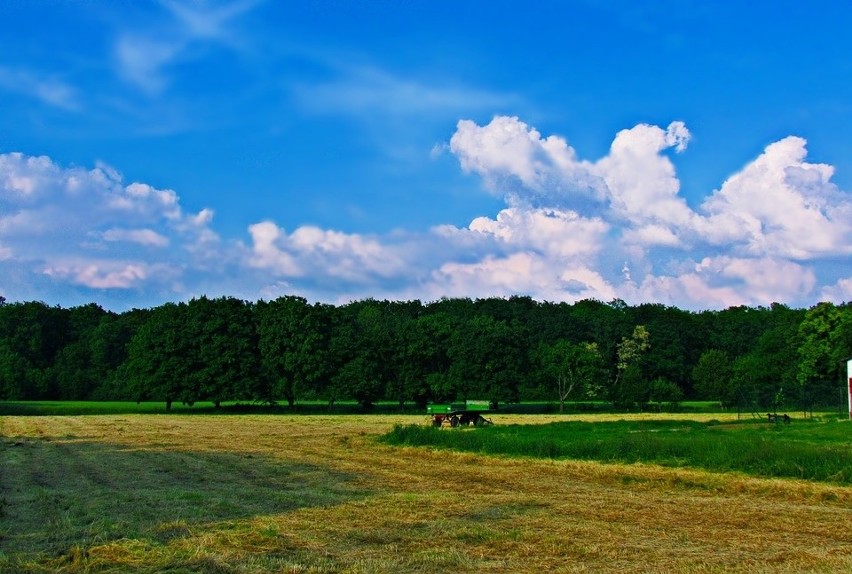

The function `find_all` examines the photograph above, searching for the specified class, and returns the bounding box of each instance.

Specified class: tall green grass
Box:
[382,419,852,484]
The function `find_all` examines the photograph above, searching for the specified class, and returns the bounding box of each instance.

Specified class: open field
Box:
[2,412,852,573]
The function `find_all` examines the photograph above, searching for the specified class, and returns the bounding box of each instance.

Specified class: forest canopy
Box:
[0,295,849,412]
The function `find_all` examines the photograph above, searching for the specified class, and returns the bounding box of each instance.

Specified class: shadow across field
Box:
[0,435,369,560]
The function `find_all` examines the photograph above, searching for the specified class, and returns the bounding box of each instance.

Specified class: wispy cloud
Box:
[292,64,517,119]
[0,66,79,110]
[162,0,261,39]
[114,35,181,95]
[113,0,261,94]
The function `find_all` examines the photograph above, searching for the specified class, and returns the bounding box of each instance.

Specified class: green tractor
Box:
[427,400,495,427]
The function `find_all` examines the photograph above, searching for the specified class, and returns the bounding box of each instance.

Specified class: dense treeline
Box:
[0,294,849,412]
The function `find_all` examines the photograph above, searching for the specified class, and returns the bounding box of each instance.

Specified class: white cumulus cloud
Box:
[820,277,852,302]
[443,116,852,308]
[450,115,599,202]
[467,207,608,259]
[0,152,220,294]
[627,257,818,309]
[698,136,852,259]
[43,261,150,289]
[246,221,411,284]
[424,252,616,303]
[593,121,696,233]
[2,116,850,310]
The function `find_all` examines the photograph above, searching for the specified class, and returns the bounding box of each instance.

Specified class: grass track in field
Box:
[382,417,852,484]
[2,413,852,573]
[0,400,420,416]
[2,400,792,417]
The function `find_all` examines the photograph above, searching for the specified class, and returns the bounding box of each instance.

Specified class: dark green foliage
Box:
[118,298,262,409]
[797,302,850,414]
[447,315,527,406]
[627,304,701,394]
[120,302,198,409]
[610,325,651,409]
[189,296,261,405]
[692,350,733,405]
[648,377,683,407]
[0,301,70,399]
[257,296,331,406]
[327,301,397,409]
[88,309,151,399]
[0,296,848,410]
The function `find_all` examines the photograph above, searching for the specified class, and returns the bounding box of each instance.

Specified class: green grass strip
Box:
[381,419,852,484]
[0,400,425,416]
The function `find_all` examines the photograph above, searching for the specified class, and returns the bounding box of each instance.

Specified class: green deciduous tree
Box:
[48,303,111,400]
[797,302,845,414]
[0,342,31,399]
[188,297,261,407]
[257,296,331,406]
[537,339,604,412]
[332,355,384,409]
[628,303,702,396]
[648,377,684,409]
[729,353,765,412]
[121,303,197,410]
[400,312,456,404]
[88,309,150,400]
[692,349,733,406]
[0,301,70,399]
[833,305,852,368]
[327,301,392,409]
[611,325,650,408]
[448,315,527,406]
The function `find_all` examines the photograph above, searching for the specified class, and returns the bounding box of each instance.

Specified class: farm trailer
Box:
[427,400,495,427]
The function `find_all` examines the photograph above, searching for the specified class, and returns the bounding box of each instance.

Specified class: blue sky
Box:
[1,0,850,310]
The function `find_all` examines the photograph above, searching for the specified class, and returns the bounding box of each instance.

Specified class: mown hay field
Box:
[2,412,851,573]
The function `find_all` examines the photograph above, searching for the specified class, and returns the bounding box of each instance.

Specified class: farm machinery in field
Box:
[427,400,495,427]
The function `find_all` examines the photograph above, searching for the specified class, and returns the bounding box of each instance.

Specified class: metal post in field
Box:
[847,358,852,420]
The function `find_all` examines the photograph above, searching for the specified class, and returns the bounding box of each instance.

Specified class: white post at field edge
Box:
[846,357,852,420]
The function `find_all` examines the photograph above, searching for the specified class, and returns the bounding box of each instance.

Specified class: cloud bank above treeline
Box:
[1,117,850,310]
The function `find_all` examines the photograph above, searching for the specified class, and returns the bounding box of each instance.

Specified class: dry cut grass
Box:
[1,412,851,573]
